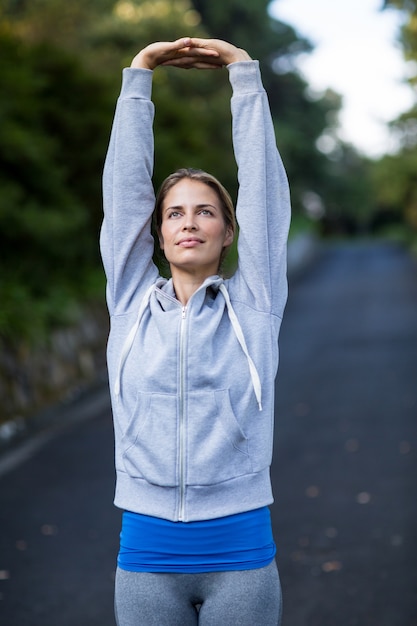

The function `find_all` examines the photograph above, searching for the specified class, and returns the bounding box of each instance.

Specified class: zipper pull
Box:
[182,306,187,319]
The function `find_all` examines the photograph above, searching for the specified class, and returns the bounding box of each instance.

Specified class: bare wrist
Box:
[131,51,153,70]
[229,49,251,64]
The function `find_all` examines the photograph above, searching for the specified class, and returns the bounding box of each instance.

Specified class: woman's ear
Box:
[224,225,234,248]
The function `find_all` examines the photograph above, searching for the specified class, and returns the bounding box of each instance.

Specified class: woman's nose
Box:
[182,213,197,230]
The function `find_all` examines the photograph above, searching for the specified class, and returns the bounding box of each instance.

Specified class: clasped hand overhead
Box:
[131,37,251,71]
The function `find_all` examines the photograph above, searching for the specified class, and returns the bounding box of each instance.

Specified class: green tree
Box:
[383,0,417,73]
[0,28,112,339]
[369,1,417,245]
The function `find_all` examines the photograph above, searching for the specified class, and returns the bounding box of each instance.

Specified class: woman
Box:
[101,37,291,625]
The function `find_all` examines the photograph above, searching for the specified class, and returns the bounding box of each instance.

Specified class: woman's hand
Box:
[130,37,251,70]
[131,38,220,70]
[187,38,251,66]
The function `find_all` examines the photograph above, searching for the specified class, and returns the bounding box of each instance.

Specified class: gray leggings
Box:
[114,560,282,626]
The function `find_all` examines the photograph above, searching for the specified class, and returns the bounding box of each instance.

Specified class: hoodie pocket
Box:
[186,389,252,485]
[121,392,178,487]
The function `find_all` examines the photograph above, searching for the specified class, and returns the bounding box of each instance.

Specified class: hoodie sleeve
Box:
[100,68,159,317]
[228,61,291,319]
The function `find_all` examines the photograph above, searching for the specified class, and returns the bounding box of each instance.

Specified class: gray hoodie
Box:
[100,61,291,523]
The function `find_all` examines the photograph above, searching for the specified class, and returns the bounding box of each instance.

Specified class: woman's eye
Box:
[200,209,212,216]
[168,211,181,218]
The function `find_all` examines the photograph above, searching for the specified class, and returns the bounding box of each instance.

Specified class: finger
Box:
[168,37,219,57]
[163,49,221,66]
[187,38,250,63]
[188,37,218,49]
[191,63,222,70]
[175,46,220,58]
[161,58,223,69]
[171,36,192,50]
[161,57,220,67]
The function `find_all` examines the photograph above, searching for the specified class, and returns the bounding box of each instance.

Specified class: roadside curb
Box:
[0,377,111,476]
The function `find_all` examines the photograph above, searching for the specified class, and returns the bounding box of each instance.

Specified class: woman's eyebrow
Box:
[164,203,218,212]
[163,204,184,213]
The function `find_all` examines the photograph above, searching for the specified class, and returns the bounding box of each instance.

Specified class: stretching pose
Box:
[101,37,291,625]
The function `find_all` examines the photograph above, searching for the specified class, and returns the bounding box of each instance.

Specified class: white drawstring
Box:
[114,283,155,397]
[219,284,263,411]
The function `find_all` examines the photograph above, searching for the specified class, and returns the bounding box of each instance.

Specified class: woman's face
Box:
[159,178,234,277]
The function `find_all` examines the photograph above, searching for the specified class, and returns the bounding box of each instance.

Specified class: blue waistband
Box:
[118,506,276,573]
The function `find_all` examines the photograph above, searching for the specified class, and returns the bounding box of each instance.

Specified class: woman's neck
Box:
[170,267,217,305]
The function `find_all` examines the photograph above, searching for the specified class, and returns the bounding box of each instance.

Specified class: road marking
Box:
[0,387,111,478]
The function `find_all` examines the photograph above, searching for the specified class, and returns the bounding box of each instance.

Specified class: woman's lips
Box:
[177,238,203,247]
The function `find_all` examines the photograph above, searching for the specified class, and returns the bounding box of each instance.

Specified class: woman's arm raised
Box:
[100,58,158,316]
[227,60,291,317]
[100,38,276,317]
[101,38,224,316]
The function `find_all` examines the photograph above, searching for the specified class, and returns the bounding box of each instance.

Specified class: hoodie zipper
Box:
[178,304,187,521]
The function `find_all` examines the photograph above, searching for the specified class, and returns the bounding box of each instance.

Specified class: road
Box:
[0,240,416,626]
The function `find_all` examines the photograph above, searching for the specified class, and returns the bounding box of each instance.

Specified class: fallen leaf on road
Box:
[294,403,310,417]
[41,524,58,536]
[322,561,342,573]
[356,492,371,504]
[399,441,411,455]
[306,485,320,498]
[345,438,359,452]
[391,535,403,547]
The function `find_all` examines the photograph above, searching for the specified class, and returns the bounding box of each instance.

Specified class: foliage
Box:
[0,28,112,340]
[370,1,417,245]
[384,0,417,72]
[371,148,417,240]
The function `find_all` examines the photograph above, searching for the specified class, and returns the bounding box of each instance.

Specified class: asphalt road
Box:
[0,240,416,626]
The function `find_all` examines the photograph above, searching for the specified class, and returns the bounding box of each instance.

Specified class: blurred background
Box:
[0,2,416,625]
